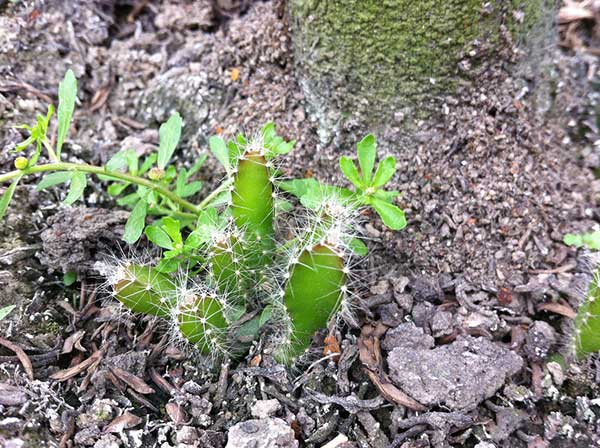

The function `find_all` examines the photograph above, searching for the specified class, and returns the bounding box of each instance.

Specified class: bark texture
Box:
[289,0,555,144]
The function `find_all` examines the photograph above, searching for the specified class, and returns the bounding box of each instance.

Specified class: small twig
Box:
[0,337,34,380]
[58,413,76,448]
[213,360,230,410]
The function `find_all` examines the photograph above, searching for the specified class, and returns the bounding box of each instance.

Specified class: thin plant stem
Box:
[0,162,201,214]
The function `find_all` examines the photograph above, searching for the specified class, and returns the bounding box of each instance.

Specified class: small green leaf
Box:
[107,182,130,196]
[37,172,72,191]
[64,171,87,205]
[209,135,230,173]
[372,156,396,188]
[357,134,377,183]
[259,305,273,328]
[106,149,135,172]
[175,168,188,197]
[56,69,77,159]
[349,238,368,256]
[262,122,276,142]
[117,193,140,207]
[371,198,406,231]
[564,233,583,248]
[145,225,174,249]
[0,177,20,221]
[63,271,77,286]
[0,304,16,322]
[161,217,182,245]
[181,181,203,198]
[275,198,293,213]
[123,200,147,244]
[564,231,600,250]
[340,156,362,188]
[373,189,400,202]
[157,112,182,169]
[139,154,158,175]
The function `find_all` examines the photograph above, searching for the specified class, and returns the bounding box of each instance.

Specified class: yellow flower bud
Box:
[14,157,28,170]
[148,167,165,180]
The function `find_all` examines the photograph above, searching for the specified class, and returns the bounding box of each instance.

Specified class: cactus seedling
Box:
[572,268,600,358]
[276,244,347,362]
[0,70,407,364]
[176,289,229,355]
[111,264,176,318]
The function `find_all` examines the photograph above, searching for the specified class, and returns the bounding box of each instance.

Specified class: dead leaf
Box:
[0,337,34,380]
[358,324,426,411]
[109,366,154,394]
[62,330,86,354]
[166,402,188,425]
[104,412,143,433]
[323,334,341,362]
[50,351,102,381]
[537,302,576,319]
[89,85,112,112]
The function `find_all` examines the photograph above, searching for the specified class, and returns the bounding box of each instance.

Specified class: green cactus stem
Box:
[113,264,176,318]
[573,271,600,358]
[232,151,274,245]
[177,293,229,354]
[209,233,248,298]
[277,244,346,362]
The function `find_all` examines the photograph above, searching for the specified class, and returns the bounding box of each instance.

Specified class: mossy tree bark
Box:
[289,0,555,144]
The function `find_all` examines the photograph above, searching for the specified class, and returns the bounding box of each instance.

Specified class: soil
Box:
[0,1,599,447]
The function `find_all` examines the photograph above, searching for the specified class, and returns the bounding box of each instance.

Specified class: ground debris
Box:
[39,207,128,276]
[388,334,523,411]
[225,418,298,448]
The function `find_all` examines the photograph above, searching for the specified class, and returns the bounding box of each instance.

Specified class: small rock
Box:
[388,335,523,411]
[377,303,403,327]
[547,361,565,386]
[411,301,435,329]
[176,426,199,445]
[320,434,349,448]
[74,426,102,446]
[93,434,121,448]
[409,275,443,302]
[370,280,389,295]
[250,399,281,419]
[0,418,23,432]
[225,418,298,448]
[0,384,27,406]
[39,207,128,275]
[431,310,453,337]
[382,322,434,352]
[77,399,116,429]
[394,293,413,313]
[524,321,556,362]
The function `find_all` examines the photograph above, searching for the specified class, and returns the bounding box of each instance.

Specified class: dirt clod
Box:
[388,335,523,411]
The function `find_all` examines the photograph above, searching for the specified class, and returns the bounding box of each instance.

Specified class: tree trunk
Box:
[289,0,556,145]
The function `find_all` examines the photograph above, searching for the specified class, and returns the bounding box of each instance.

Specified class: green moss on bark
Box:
[290,0,551,136]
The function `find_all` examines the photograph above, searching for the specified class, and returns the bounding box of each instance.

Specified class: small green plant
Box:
[572,268,600,358]
[564,230,600,358]
[0,305,16,322]
[564,230,600,250]
[1,70,406,364]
